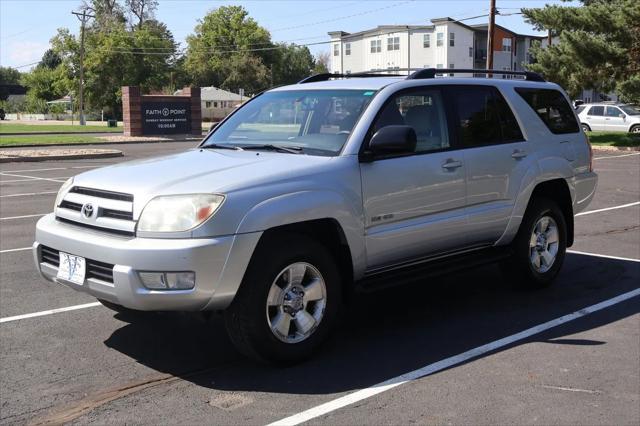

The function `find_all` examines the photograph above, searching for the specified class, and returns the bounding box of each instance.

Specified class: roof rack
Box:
[298,68,546,84]
[406,68,546,82]
[298,71,405,84]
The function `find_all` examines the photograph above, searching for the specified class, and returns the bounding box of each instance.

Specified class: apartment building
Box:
[328,17,545,75]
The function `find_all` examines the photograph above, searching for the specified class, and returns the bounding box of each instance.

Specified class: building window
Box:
[502,38,512,52]
[449,32,455,47]
[370,39,381,53]
[333,44,339,56]
[436,64,443,68]
[213,101,218,108]
[345,70,351,74]
[469,47,473,57]
[423,34,430,48]
[205,101,212,108]
[449,63,454,76]
[345,43,351,56]
[387,36,400,51]
[437,32,443,47]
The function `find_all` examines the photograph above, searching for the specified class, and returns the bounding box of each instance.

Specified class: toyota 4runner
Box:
[34,69,598,363]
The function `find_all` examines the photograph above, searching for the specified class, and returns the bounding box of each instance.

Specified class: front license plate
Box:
[57,252,86,285]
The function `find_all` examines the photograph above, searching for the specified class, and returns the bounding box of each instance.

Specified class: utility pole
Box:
[486,0,497,75]
[547,29,552,47]
[72,9,94,126]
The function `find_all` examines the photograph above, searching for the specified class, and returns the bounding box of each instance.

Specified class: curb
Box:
[0,138,203,149]
[0,151,123,163]
[591,145,640,152]
[1,131,123,136]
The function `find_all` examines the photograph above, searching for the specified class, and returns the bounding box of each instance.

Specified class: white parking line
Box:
[268,287,640,426]
[0,165,98,173]
[0,213,47,221]
[0,247,32,254]
[567,250,640,263]
[576,201,640,216]
[0,302,102,324]
[0,191,57,198]
[0,172,70,183]
[594,152,640,160]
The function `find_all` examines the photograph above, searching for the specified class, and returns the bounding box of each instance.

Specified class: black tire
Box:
[501,197,567,288]
[581,123,591,133]
[630,124,640,134]
[224,233,342,364]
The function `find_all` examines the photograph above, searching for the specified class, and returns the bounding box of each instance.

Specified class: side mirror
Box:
[362,125,417,161]
[619,113,625,119]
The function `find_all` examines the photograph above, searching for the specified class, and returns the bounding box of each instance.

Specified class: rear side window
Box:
[448,85,523,146]
[575,105,586,115]
[516,88,579,134]
[588,106,604,116]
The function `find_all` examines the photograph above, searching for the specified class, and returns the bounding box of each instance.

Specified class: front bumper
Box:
[34,214,261,311]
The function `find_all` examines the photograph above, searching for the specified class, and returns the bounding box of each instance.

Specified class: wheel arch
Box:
[526,179,574,247]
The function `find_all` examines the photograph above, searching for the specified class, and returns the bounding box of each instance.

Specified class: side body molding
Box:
[235,190,367,279]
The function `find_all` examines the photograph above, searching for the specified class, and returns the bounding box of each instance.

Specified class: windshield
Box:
[620,105,640,115]
[202,89,377,155]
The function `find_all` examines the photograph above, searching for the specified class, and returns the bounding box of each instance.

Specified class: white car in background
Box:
[576,103,640,133]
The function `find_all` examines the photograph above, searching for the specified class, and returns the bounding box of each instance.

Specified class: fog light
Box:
[139,272,195,290]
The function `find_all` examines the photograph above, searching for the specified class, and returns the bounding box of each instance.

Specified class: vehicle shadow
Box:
[103,253,640,395]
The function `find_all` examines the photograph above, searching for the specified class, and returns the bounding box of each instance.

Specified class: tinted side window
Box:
[516,88,579,134]
[372,88,450,153]
[606,106,623,117]
[493,90,524,142]
[588,106,604,116]
[449,86,503,146]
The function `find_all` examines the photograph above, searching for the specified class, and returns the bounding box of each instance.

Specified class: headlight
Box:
[137,194,225,233]
[54,178,74,209]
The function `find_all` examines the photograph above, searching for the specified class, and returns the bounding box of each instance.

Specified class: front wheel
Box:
[630,125,640,134]
[502,197,567,288]
[224,234,341,364]
[581,123,591,133]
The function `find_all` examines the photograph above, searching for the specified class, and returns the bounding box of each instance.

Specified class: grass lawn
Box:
[0,123,122,134]
[0,135,100,146]
[588,131,640,147]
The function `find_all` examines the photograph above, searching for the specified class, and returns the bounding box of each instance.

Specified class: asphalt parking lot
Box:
[1,143,638,425]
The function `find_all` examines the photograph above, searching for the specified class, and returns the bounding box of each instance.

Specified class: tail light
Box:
[587,134,594,172]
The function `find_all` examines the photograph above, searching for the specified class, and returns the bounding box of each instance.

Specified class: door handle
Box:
[442,159,462,170]
[511,150,527,159]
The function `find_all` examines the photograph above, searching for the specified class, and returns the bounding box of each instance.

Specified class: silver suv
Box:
[576,103,640,133]
[34,69,598,363]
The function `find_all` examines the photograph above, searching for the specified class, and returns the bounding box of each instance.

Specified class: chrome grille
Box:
[56,186,135,236]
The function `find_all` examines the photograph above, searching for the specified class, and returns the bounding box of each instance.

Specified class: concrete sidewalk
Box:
[0,148,123,163]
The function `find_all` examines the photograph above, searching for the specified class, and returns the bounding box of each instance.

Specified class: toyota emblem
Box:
[81,203,95,219]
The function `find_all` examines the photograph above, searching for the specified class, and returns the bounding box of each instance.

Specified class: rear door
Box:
[605,106,627,132]
[447,85,530,246]
[585,105,606,130]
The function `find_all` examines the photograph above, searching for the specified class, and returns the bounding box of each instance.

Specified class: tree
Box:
[21,66,68,101]
[82,0,126,28]
[40,49,62,70]
[313,51,330,74]
[126,0,158,29]
[0,66,21,85]
[183,5,274,91]
[523,0,640,102]
[272,44,315,85]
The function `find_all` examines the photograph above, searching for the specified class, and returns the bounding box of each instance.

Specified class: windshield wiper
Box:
[201,143,244,151]
[241,144,304,154]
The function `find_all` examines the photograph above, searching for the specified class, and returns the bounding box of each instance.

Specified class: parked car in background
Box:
[577,103,640,133]
[34,68,597,363]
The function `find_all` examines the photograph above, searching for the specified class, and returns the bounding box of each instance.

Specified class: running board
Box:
[355,246,513,293]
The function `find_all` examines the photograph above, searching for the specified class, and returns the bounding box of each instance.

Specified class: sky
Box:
[0,0,568,70]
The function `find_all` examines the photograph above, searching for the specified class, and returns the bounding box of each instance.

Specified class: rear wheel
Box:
[502,197,567,288]
[581,123,591,133]
[224,234,341,364]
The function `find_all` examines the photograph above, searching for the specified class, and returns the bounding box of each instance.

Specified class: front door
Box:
[360,86,467,270]
[605,106,628,131]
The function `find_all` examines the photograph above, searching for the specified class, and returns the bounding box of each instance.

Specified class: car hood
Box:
[72,148,334,202]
